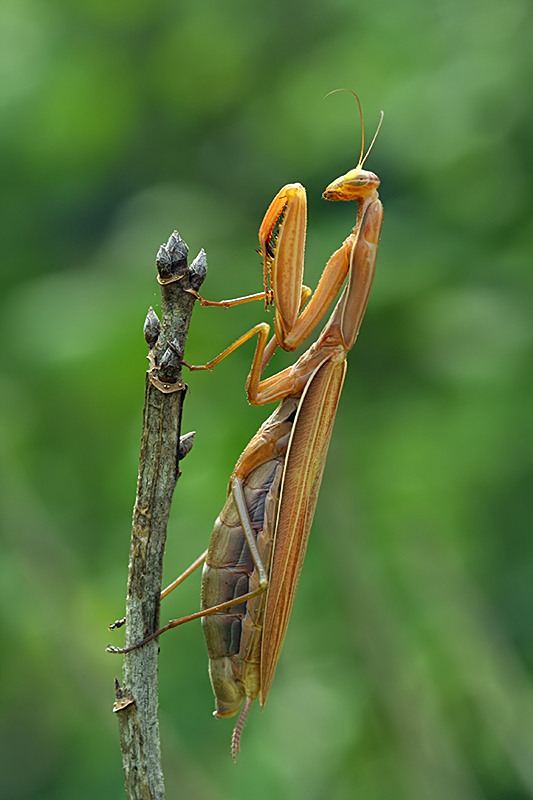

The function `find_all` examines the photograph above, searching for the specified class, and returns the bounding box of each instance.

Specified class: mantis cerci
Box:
[108,92,384,760]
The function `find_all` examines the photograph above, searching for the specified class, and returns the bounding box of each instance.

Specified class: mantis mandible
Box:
[109,92,384,760]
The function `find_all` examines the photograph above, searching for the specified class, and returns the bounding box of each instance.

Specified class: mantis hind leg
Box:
[107,478,270,654]
[107,549,209,631]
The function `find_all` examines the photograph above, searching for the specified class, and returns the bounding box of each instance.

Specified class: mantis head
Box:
[322,89,383,203]
[323,165,380,202]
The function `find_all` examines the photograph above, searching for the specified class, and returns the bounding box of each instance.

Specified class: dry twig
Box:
[110,232,206,800]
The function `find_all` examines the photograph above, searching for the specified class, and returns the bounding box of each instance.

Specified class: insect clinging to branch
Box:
[108,91,384,760]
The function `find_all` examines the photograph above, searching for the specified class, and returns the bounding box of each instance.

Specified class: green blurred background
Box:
[1,0,532,798]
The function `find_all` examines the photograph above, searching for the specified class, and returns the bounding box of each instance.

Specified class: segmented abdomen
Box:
[201,399,297,718]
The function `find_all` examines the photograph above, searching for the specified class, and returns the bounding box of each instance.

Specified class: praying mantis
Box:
[108,92,384,760]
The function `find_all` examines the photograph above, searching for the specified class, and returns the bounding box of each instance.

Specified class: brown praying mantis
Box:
[108,92,384,760]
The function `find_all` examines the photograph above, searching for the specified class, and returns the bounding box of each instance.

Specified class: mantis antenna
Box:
[325,88,384,167]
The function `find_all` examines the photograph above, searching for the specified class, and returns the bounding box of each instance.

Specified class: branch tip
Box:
[156,231,189,282]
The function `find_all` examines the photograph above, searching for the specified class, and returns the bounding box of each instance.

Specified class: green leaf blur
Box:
[1,0,531,798]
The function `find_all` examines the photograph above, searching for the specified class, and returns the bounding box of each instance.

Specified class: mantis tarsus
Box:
[108,92,384,760]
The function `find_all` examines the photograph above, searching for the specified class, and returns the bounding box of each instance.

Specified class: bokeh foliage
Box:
[1,0,532,798]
